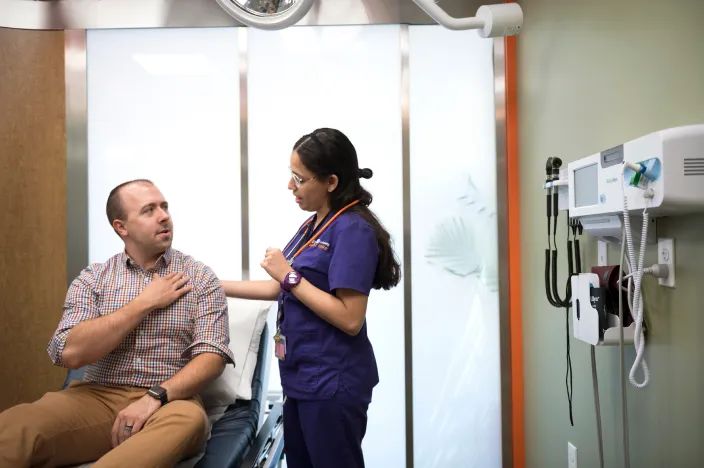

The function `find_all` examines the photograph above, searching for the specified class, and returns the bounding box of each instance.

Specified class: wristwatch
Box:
[147,385,168,406]
[281,271,302,292]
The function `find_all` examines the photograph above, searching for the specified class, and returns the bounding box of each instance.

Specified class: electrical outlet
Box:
[568,442,578,468]
[657,238,675,288]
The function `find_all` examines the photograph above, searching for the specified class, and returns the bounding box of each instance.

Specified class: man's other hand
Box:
[111,394,162,447]
[139,272,192,311]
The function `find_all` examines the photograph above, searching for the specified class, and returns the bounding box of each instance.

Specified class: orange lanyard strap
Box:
[289,199,360,261]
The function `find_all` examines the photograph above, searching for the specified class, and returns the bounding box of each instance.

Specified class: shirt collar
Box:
[121,248,173,269]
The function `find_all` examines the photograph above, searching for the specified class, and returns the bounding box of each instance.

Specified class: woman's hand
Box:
[261,248,294,283]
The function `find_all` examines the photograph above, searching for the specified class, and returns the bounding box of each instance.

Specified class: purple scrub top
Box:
[278,211,380,403]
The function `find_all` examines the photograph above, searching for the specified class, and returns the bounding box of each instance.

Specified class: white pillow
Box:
[199,298,273,409]
[228,298,274,400]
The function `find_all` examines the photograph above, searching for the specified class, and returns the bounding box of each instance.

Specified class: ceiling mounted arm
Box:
[215,0,317,30]
[411,1,523,37]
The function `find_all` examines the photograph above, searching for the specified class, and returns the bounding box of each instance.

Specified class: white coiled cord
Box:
[621,165,650,388]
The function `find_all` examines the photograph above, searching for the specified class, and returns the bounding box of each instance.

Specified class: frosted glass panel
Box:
[247,26,406,467]
[409,26,501,467]
[86,28,242,282]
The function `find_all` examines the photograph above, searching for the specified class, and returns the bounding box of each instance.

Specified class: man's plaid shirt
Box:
[48,248,235,388]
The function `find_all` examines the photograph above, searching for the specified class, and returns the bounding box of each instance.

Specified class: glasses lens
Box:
[290,169,302,187]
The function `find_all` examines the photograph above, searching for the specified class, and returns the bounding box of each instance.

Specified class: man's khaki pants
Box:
[0,381,209,468]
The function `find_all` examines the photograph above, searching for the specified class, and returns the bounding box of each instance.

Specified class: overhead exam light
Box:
[215,0,317,30]
[215,0,524,37]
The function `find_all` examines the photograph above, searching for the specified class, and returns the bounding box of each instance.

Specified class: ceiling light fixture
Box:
[214,0,523,37]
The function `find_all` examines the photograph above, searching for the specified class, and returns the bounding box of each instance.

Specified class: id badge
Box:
[274,333,287,360]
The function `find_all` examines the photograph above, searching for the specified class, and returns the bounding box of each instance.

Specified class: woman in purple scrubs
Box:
[221,128,401,468]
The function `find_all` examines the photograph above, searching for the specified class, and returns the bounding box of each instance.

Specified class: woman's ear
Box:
[328,174,339,193]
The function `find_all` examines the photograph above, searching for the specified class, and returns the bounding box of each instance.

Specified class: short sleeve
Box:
[328,222,379,295]
[48,266,100,367]
[182,264,235,366]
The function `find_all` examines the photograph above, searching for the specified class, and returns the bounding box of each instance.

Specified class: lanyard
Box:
[284,199,360,264]
[276,199,360,331]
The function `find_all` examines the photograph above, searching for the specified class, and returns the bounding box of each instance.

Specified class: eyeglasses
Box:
[290,167,314,188]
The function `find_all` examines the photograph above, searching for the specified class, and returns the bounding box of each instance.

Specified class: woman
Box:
[221,128,401,468]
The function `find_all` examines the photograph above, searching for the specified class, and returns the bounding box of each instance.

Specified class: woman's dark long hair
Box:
[293,128,401,291]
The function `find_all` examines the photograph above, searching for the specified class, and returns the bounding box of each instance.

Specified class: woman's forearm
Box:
[221,280,280,301]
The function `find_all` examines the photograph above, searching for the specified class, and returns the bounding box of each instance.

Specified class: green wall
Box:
[517,0,704,467]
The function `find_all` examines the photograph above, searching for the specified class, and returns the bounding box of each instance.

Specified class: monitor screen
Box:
[574,163,598,208]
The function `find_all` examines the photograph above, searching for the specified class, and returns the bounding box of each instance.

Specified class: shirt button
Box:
[136,358,141,364]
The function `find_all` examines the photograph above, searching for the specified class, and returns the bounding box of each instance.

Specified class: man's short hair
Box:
[106,179,154,226]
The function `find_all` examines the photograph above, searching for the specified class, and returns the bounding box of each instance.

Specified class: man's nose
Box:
[157,208,171,221]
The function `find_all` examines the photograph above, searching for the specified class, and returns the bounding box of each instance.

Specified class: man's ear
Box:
[113,219,127,237]
[328,174,339,193]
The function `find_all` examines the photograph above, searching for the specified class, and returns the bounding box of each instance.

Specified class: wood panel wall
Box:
[0,28,67,410]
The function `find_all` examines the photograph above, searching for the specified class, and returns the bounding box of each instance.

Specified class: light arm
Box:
[411,1,523,36]
[412,0,484,30]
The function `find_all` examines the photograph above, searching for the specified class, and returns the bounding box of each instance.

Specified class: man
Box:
[0,179,234,468]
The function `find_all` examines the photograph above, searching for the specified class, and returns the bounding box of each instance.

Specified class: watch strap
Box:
[282,271,302,292]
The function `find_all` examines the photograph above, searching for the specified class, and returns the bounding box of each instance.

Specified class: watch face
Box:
[287,271,299,283]
[149,385,166,398]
